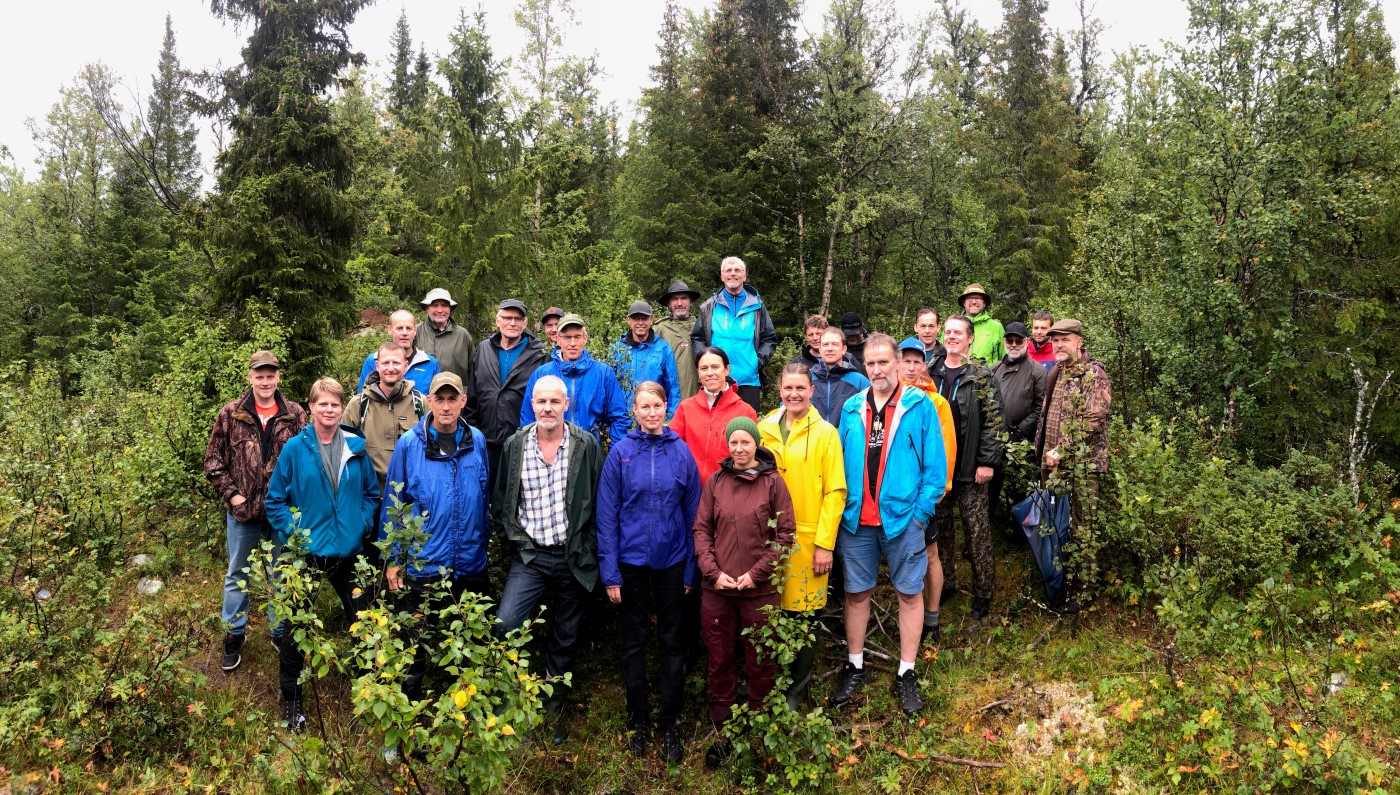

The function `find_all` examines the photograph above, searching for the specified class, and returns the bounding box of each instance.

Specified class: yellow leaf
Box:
[502,725,515,736]
[452,690,469,709]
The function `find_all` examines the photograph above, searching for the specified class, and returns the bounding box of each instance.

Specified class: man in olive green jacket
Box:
[415,288,474,382]
[653,279,702,399]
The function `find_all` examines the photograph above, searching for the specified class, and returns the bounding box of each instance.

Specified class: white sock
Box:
[898,660,915,676]
[848,652,864,669]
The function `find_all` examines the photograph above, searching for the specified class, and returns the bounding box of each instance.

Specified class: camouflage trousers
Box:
[936,480,995,600]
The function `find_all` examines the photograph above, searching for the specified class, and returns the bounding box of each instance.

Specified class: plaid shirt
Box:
[517,426,571,547]
[1039,355,1112,473]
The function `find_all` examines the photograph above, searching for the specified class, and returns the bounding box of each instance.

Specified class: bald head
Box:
[388,309,417,350]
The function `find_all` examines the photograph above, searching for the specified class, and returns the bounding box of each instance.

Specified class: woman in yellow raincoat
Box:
[757,361,847,710]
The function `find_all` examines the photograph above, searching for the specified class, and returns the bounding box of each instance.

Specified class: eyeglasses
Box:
[1004,337,1026,345]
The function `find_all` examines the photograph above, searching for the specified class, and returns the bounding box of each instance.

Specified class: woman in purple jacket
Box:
[597,381,703,765]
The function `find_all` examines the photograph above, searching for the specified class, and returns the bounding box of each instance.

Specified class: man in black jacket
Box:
[928,316,1005,620]
[989,322,1046,526]
[465,299,547,489]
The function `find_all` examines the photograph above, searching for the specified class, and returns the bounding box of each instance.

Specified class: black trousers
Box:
[496,549,591,698]
[399,572,492,700]
[619,562,687,727]
[736,385,762,415]
[278,555,367,700]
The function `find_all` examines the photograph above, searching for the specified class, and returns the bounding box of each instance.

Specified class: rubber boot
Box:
[785,643,817,712]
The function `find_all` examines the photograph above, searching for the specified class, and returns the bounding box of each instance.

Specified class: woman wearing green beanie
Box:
[692,415,796,767]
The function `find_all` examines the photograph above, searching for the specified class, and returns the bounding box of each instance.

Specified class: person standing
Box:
[830,335,948,716]
[466,299,547,484]
[379,373,491,703]
[609,301,682,420]
[898,339,957,645]
[343,342,425,492]
[810,327,870,426]
[838,312,869,377]
[521,314,632,442]
[414,288,474,382]
[204,351,307,673]
[669,347,759,487]
[1033,319,1112,613]
[265,378,381,732]
[789,315,829,368]
[689,256,779,414]
[989,322,1046,523]
[597,382,703,764]
[956,284,1006,365]
[654,280,702,399]
[359,309,441,392]
[900,306,945,363]
[929,317,1004,621]
[1027,311,1057,371]
[757,363,847,710]
[541,306,566,349]
[693,417,795,767]
[493,376,604,745]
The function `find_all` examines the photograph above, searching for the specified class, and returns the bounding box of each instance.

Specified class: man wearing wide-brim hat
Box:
[957,283,1006,365]
[415,287,475,383]
[1032,318,1112,614]
[654,279,703,398]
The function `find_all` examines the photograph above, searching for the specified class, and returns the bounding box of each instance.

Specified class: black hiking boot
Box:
[828,662,869,707]
[221,633,244,673]
[893,670,924,715]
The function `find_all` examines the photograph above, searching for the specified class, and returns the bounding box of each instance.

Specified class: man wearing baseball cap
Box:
[203,351,307,673]
[541,306,567,348]
[609,300,682,420]
[654,280,702,398]
[466,299,547,488]
[989,321,1046,527]
[414,288,474,382]
[957,284,1006,365]
[521,313,632,442]
[1033,319,1112,614]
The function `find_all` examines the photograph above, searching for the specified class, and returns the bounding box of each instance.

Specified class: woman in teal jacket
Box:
[264,377,381,732]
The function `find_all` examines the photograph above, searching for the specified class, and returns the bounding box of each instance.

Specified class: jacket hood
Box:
[363,371,416,403]
[812,355,860,378]
[551,347,598,376]
[296,422,367,448]
[619,329,659,349]
[709,285,765,312]
[235,389,293,422]
[719,446,778,479]
[411,415,476,458]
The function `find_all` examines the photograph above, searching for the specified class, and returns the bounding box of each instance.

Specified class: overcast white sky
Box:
[2,0,1397,179]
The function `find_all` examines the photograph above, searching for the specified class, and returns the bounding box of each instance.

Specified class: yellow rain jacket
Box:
[758,407,847,611]
[905,375,958,497]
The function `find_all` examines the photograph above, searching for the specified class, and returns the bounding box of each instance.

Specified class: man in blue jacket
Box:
[689,256,779,414]
[829,335,948,717]
[609,301,682,420]
[358,309,441,392]
[265,377,381,732]
[380,372,491,702]
[810,327,871,426]
[521,313,632,442]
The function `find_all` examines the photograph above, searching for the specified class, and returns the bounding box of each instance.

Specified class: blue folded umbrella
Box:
[1012,488,1072,607]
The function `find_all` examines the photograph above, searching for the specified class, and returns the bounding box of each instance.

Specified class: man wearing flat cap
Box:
[610,300,682,419]
[415,288,474,382]
[654,280,702,398]
[957,284,1006,365]
[204,351,307,673]
[1033,318,1112,614]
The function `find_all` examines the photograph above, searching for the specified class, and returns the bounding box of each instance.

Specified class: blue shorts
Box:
[838,523,928,596]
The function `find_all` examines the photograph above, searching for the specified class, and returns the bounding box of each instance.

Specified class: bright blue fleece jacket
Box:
[836,386,949,539]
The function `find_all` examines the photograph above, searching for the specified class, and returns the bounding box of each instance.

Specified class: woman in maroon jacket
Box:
[692,416,796,767]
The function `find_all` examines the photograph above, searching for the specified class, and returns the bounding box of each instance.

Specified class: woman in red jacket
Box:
[670,347,760,486]
[692,416,795,768]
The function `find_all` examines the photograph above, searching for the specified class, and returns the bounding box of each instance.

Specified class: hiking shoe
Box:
[661,726,684,764]
[283,696,305,734]
[971,596,991,619]
[893,670,924,715]
[627,721,651,757]
[828,662,869,707]
[704,739,732,769]
[921,623,941,647]
[381,745,401,766]
[939,587,959,607]
[221,633,244,672]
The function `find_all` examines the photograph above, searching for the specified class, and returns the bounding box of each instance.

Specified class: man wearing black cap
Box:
[203,351,307,673]
[989,322,1046,523]
[654,280,702,398]
[466,299,547,487]
[609,300,682,418]
[415,288,474,382]
[839,312,869,377]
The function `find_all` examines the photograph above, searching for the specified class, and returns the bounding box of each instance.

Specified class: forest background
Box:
[1,0,1399,792]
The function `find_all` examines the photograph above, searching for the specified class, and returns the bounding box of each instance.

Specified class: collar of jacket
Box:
[620,329,658,349]
[713,285,763,313]
[812,355,858,378]
[235,389,291,424]
[626,426,680,444]
[426,319,457,337]
[364,372,415,403]
[1028,337,1053,354]
[552,348,597,375]
[719,446,777,479]
[413,415,475,459]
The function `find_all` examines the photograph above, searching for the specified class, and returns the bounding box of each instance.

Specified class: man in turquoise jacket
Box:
[829,334,948,716]
[521,313,632,442]
[689,256,779,414]
[265,377,381,733]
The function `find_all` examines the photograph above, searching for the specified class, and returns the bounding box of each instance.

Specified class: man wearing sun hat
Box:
[957,284,1006,365]
[654,279,702,398]
[415,288,474,382]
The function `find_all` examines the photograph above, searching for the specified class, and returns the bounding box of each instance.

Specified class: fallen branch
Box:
[888,745,1007,769]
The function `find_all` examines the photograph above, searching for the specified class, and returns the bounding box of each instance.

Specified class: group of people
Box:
[202,257,1111,766]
